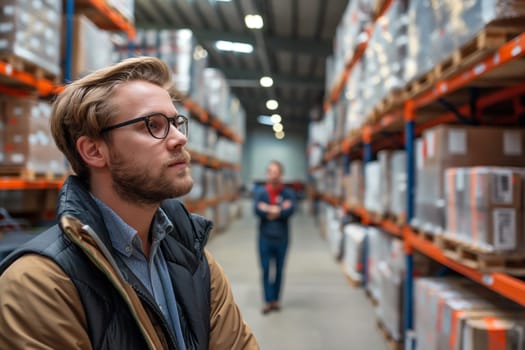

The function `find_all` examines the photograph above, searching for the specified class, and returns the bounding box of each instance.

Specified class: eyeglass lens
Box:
[146,114,187,139]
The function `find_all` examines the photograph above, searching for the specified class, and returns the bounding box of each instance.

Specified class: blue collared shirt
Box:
[92,195,186,350]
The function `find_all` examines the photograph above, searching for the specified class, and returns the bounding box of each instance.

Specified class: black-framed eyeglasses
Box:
[100,113,188,139]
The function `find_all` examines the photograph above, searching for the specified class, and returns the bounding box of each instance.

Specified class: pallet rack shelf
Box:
[317,4,525,347]
[0,2,243,216]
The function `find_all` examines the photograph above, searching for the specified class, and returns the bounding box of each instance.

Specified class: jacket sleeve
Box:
[277,188,296,219]
[253,188,268,218]
[206,249,259,350]
[0,254,92,350]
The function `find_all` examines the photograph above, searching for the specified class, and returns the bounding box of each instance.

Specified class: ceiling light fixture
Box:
[244,14,264,29]
[259,76,273,87]
[266,99,278,110]
[270,114,281,124]
[272,123,283,133]
[215,40,254,54]
[275,131,285,139]
[257,115,274,125]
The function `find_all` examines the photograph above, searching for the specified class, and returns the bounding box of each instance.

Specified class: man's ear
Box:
[76,135,108,168]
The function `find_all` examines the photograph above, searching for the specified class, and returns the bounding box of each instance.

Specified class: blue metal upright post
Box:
[404,101,415,344]
[361,127,372,290]
[342,153,351,176]
[363,143,373,164]
[64,0,75,83]
[128,34,135,58]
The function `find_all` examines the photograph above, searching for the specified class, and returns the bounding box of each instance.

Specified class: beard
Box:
[108,148,193,206]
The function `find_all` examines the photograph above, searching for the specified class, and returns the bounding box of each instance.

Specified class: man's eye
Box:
[147,119,163,131]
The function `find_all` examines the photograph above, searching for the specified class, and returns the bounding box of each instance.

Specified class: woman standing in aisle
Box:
[254,160,296,314]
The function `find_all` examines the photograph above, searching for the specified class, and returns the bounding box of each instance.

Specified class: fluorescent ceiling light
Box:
[245,14,264,29]
[257,115,274,125]
[275,131,285,139]
[215,40,254,53]
[259,76,273,87]
[266,99,278,110]
[272,123,283,133]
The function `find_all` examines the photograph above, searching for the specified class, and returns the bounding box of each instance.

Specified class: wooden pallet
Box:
[432,27,522,82]
[403,70,435,99]
[0,54,60,84]
[341,264,362,288]
[376,320,403,350]
[369,211,388,223]
[412,226,440,244]
[437,235,525,275]
[378,90,405,116]
[74,0,133,31]
[391,213,406,226]
[365,289,378,307]
[0,166,65,181]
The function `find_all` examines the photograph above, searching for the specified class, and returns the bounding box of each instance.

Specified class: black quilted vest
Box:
[0,176,212,350]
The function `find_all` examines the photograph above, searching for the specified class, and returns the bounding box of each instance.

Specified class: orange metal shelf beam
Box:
[183,99,243,144]
[406,228,525,307]
[330,39,369,104]
[0,178,64,190]
[477,81,525,110]
[0,61,61,96]
[328,0,394,105]
[79,0,136,39]
[414,32,525,108]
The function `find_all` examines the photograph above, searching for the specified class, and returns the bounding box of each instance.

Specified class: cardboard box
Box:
[63,15,114,80]
[445,167,525,252]
[389,150,407,220]
[347,161,364,207]
[0,0,61,77]
[415,125,525,232]
[463,315,525,350]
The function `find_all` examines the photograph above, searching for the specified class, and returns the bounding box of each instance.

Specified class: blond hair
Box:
[50,56,173,183]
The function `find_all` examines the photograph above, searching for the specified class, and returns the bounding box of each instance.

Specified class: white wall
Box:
[241,124,308,187]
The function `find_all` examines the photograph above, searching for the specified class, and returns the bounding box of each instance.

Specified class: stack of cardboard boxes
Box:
[416,277,525,350]
[414,125,525,238]
[0,0,62,78]
[445,167,525,254]
[0,96,65,175]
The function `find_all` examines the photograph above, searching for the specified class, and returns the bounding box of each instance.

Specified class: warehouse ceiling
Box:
[134,0,347,132]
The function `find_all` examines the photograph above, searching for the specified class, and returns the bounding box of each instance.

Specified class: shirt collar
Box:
[90,194,173,257]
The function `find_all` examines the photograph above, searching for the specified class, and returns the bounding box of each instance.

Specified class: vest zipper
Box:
[69,224,160,350]
[133,285,180,350]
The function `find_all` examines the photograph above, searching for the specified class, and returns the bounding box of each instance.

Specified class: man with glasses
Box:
[0,57,259,350]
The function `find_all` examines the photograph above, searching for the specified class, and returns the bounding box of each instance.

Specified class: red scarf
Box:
[266,183,283,204]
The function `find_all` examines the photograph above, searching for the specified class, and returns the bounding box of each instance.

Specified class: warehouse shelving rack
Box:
[0,1,244,216]
[0,0,134,194]
[317,1,525,347]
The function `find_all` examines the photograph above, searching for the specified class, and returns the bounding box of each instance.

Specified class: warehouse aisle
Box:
[206,200,388,350]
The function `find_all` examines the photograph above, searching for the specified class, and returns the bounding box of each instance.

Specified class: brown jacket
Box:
[0,214,259,349]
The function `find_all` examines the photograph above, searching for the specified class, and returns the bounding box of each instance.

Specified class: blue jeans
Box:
[258,236,288,304]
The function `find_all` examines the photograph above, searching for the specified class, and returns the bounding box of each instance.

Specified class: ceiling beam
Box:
[195,29,332,57]
[133,23,332,57]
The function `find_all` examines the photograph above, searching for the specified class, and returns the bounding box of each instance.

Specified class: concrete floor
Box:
[206,200,389,350]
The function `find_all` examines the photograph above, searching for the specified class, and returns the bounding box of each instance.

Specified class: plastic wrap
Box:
[376,239,405,341]
[0,0,62,77]
[445,167,525,253]
[344,61,366,133]
[342,224,367,282]
[389,150,407,220]
[366,227,393,302]
[364,161,382,214]
[361,0,408,116]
